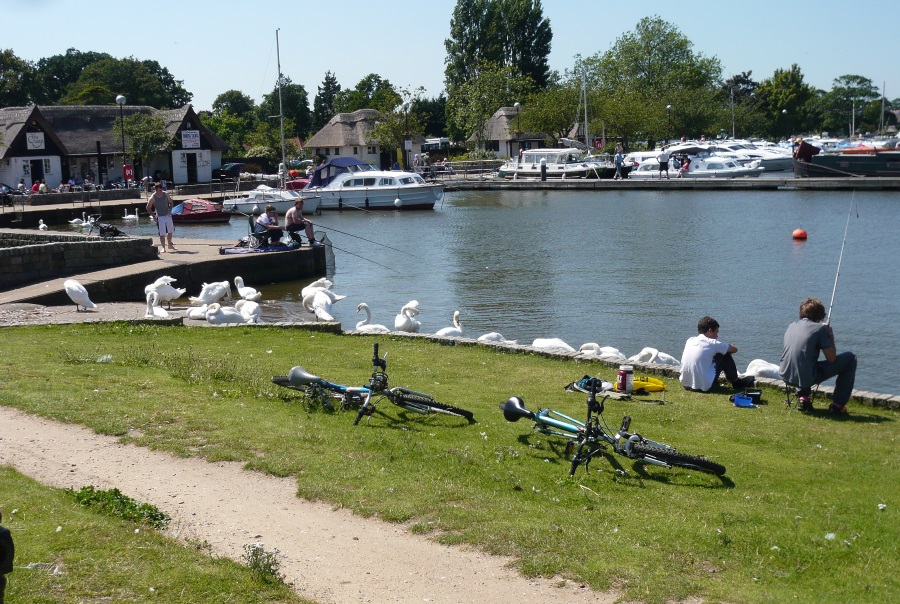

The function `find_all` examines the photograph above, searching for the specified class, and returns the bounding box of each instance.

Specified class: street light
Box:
[665,104,673,145]
[115,95,127,183]
[514,101,520,161]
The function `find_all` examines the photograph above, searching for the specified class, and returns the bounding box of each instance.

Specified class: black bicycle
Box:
[500,382,725,476]
[273,343,474,425]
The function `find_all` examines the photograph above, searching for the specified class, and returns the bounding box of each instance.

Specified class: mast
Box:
[880,81,886,136]
[276,28,287,189]
[582,72,590,150]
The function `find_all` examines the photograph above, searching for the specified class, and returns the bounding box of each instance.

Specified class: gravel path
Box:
[0,405,616,604]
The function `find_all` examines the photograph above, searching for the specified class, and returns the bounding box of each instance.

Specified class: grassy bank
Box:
[0,323,897,603]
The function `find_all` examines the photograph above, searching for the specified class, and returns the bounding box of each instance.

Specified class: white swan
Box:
[435,310,464,337]
[205,302,247,324]
[185,304,209,319]
[144,278,186,309]
[578,343,626,360]
[189,281,232,305]
[63,279,96,311]
[531,338,577,354]
[302,290,339,321]
[123,207,138,220]
[355,303,390,333]
[234,276,263,301]
[301,278,333,299]
[628,347,681,367]
[477,332,517,345]
[38,219,48,230]
[393,300,421,333]
[234,299,261,324]
[144,291,169,318]
[743,359,781,380]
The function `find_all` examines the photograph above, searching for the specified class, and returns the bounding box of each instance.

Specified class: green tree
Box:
[518,83,579,146]
[31,48,112,104]
[0,49,34,107]
[369,88,427,168]
[62,57,191,108]
[334,74,400,114]
[816,74,879,136]
[140,59,192,107]
[755,64,815,137]
[245,118,299,159]
[201,110,252,156]
[444,0,552,94]
[412,94,448,138]
[313,71,341,131]
[258,76,311,139]
[445,61,532,147]
[212,90,256,120]
[120,113,173,178]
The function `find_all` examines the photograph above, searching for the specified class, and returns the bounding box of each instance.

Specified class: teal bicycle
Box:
[500,382,725,476]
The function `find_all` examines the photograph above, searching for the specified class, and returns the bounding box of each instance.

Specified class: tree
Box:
[245,118,299,159]
[369,88,427,168]
[313,71,341,131]
[121,114,173,178]
[140,59,192,107]
[816,74,879,136]
[518,84,579,146]
[202,110,253,156]
[258,76,311,139]
[444,0,552,94]
[412,94,448,138]
[755,64,815,137]
[212,90,256,120]
[334,74,400,114]
[62,57,191,108]
[0,49,34,107]
[31,48,112,104]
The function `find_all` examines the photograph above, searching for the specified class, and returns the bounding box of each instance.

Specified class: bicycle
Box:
[273,343,475,425]
[499,382,725,476]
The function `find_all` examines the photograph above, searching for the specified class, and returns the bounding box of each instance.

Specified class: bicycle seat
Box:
[499,396,535,422]
[287,366,322,387]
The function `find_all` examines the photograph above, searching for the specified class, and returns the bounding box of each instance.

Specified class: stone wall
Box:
[20,189,141,206]
[0,232,158,288]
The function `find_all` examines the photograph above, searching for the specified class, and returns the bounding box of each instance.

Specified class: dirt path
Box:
[0,406,616,604]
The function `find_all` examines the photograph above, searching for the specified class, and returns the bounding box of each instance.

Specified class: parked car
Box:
[212,163,246,180]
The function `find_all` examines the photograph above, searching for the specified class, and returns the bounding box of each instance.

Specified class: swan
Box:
[302,290,339,321]
[205,302,247,325]
[123,207,138,220]
[578,343,626,360]
[301,278,333,299]
[477,332,517,345]
[435,310,464,337]
[189,281,232,305]
[743,358,781,380]
[234,276,263,301]
[234,299,261,324]
[144,278,186,309]
[185,304,209,319]
[393,300,421,333]
[38,219,48,230]
[144,291,169,318]
[69,212,87,225]
[63,279,96,311]
[628,347,681,367]
[531,338,577,354]
[355,303,390,333]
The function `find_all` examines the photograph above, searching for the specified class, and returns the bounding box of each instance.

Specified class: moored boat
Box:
[628,156,764,179]
[224,184,321,215]
[498,148,626,179]
[794,146,900,178]
[171,198,231,224]
[304,157,441,211]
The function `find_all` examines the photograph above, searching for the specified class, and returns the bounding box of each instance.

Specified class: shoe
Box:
[829,403,849,415]
[732,376,755,389]
[796,396,813,412]
[311,240,322,247]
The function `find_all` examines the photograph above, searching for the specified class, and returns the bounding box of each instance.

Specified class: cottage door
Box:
[185,153,198,184]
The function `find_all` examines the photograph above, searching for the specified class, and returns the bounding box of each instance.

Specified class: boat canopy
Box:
[307,157,378,188]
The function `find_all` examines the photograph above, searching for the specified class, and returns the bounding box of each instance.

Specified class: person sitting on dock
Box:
[254,205,283,246]
[679,316,754,392]
[284,197,317,246]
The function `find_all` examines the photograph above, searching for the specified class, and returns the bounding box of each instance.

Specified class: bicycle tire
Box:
[630,443,726,476]
[389,392,474,421]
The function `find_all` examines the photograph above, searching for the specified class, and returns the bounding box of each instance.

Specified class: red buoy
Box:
[792,228,808,240]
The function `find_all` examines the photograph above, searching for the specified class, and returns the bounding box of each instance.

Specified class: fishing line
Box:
[826,192,858,324]
[308,220,422,259]
[325,242,399,273]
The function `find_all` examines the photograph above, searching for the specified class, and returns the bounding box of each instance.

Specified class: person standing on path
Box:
[614,150,624,180]
[656,150,670,179]
[146,183,176,252]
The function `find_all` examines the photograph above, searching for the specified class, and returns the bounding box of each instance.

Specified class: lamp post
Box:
[115,95,127,184]
[402,102,410,171]
[514,101,520,162]
[665,104,673,145]
[782,108,788,139]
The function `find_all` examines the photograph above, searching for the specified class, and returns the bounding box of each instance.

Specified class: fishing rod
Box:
[307,219,422,259]
[325,241,399,273]
[826,192,858,324]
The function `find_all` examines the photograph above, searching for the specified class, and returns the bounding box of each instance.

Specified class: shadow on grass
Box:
[797,408,894,423]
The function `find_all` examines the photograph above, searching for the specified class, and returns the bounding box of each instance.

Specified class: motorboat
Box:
[707,140,793,171]
[627,156,764,179]
[304,157,442,210]
[171,198,231,224]
[498,148,624,179]
[225,184,321,215]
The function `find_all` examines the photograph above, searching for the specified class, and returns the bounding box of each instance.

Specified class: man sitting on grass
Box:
[680,316,755,392]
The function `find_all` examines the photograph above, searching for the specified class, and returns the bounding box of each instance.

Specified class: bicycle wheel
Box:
[388,391,474,421]
[630,443,726,476]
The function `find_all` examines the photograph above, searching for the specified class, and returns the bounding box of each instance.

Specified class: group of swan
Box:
[144,276,186,310]
[185,277,264,324]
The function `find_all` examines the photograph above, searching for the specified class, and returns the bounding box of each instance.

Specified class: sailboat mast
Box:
[582,74,590,150]
[276,28,287,189]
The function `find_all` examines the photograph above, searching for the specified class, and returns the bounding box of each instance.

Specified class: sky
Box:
[6,0,898,112]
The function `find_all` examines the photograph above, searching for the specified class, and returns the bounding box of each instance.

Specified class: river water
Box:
[114,188,897,395]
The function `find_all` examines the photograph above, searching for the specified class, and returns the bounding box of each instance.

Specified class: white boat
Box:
[708,140,793,171]
[498,148,619,179]
[225,184,320,214]
[304,157,441,211]
[627,156,764,179]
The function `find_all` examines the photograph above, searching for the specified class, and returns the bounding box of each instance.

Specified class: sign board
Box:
[26,132,45,150]
[123,164,134,180]
[404,139,412,151]
[181,130,200,149]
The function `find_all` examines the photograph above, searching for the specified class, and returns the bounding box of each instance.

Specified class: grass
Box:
[0,467,310,603]
[1,323,898,603]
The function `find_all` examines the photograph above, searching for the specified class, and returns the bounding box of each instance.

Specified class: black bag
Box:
[0,525,13,574]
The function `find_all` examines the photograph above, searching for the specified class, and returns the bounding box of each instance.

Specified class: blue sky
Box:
[7,0,897,111]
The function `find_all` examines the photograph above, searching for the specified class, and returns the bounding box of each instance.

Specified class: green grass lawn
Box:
[0,323,897,603]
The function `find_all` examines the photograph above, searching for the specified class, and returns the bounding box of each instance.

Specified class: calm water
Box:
[113,188,898,394]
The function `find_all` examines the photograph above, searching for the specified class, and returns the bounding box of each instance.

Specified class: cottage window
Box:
[353,147,358,155]
[43,159,52,173]
[315,148,322,156]
[325,148,331,156]
[334,148,340,156]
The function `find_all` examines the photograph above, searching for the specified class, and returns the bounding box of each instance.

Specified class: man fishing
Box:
[779,297,857,414]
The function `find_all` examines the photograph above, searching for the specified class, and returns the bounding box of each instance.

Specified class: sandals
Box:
[829,403,849,415]
[796,396,813,413]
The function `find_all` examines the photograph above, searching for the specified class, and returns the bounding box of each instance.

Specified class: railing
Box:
[416,159,504,182]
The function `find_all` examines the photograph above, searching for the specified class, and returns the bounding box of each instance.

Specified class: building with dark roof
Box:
[0,104,226,188]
